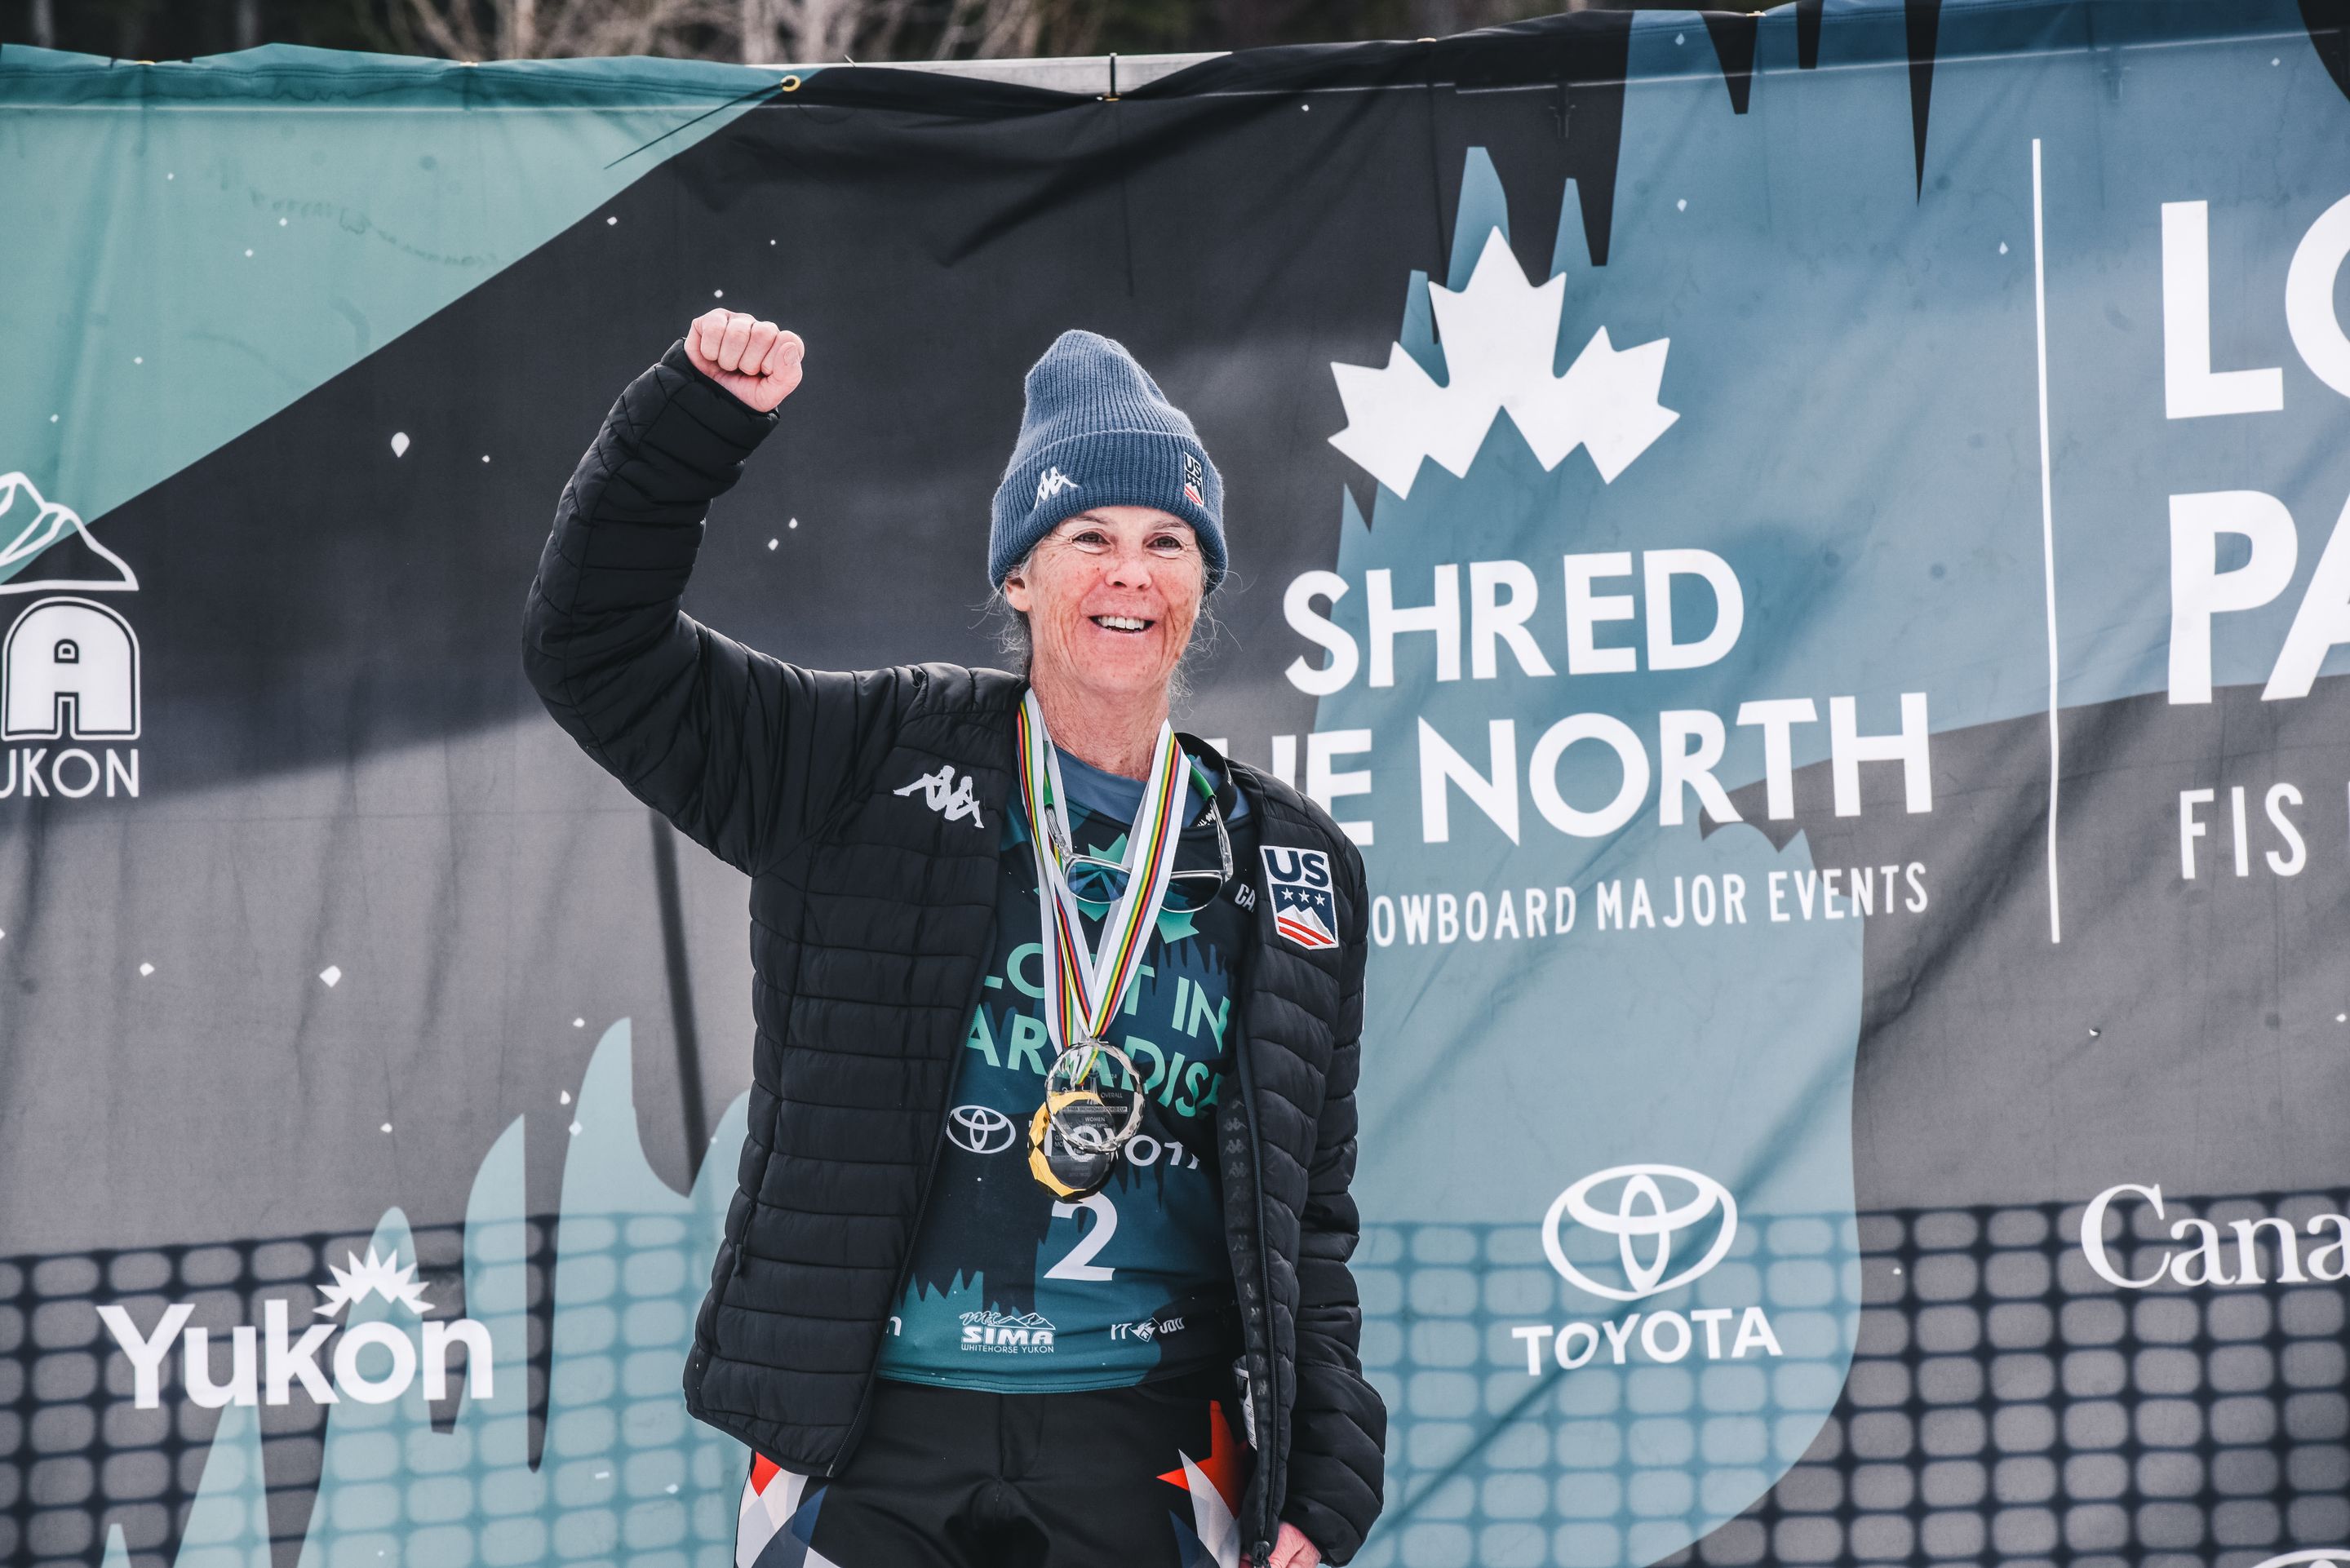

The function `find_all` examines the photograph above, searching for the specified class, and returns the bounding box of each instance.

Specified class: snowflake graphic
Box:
[1328,228,1678,497]
[313,1243,437,1318]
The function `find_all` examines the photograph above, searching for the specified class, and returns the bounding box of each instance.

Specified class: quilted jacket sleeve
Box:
[1280,839,1388,1563]
[522,340,900,874]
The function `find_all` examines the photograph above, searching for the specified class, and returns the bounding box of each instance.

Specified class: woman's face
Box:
[1003,507,1205,706]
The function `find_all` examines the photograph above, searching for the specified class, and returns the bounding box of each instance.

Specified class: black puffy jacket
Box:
[522,343,1386,1564]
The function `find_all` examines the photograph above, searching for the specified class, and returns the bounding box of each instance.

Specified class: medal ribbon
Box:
[1015,690,1188,1075]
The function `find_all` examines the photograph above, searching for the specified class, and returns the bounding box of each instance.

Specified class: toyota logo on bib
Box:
[1542,1163,1740,1303]
[944,1105,1016,1156]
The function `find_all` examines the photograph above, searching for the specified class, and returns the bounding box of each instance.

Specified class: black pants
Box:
[734,1366,1254,1568]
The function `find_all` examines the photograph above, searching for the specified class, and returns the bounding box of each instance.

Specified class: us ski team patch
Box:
[1261,846,1339,950]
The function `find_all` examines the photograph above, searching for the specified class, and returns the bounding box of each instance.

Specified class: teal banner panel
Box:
[3,7,2348,1568]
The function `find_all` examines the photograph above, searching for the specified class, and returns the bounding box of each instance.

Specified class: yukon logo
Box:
[3,597,143,800]
[944,1104,1018,1155]
[1261,846,1339,950]
[894,763,984,827]
[1034,466,1080,505]
[960,1309,1056,1353]
[2,476,144,801]
[1544,1163,1739,1302]
[95,1244,494,1409]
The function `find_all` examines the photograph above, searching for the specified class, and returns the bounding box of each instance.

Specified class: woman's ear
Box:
[1003,568,1032,614]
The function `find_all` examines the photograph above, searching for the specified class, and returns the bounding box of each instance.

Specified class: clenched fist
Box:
[684,308,804,413]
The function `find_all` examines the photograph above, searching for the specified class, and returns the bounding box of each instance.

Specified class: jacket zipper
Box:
[1230,869,1281,1568]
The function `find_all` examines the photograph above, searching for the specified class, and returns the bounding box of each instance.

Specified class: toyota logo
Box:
[944,1104,1017,1156]
[1542,1163,1739,1303]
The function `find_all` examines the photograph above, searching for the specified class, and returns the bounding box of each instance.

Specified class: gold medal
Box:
[1025,1040,1143,1198]
[1014,694,1186,1195]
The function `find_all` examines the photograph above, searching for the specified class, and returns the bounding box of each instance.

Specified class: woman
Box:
[523,309,1385,1568]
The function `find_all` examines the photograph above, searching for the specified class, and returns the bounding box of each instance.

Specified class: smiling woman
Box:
[998,506,1210,775]
[522,310,1383,1568]
[982,328,1228,775]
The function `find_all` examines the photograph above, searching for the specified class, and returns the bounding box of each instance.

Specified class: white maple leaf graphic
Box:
[1329,228,1679,496]
[313,1243,437,1318]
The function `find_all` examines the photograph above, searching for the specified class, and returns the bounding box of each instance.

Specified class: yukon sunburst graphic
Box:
[1306,151,1866,1566]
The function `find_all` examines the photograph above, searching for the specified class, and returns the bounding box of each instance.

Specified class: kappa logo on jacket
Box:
[894,764,985,828]
[1262,846,1339,950]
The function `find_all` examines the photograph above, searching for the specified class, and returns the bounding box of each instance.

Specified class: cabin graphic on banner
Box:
[3,597,141,742]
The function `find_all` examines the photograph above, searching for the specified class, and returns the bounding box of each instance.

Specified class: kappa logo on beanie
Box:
[1035,467,1080,505]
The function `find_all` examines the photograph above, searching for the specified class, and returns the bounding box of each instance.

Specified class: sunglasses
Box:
[1056,796,1235,914]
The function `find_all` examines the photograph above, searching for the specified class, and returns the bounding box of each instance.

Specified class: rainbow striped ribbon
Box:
[1015,689,1188,1082]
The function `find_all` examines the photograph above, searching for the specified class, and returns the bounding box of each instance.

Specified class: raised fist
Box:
[683,308,805,413]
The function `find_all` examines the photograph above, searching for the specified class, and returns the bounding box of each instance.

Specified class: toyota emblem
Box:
[944,1104,1017,1155]
[1541,1163,1740,1303]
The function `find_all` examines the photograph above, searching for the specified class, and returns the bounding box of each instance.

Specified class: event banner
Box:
[4,2,2349,1565]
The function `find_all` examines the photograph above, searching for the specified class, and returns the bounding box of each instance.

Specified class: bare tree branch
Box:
[379,0,1126,65]
[738,0,777,61]
[403,0,484,60]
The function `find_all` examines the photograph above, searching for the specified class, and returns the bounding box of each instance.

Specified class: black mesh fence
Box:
[1353,1191,2350,1567]
[5,1191,2346,1568]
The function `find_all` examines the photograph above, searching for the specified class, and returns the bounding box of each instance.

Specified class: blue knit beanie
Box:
[989,330,1226,593]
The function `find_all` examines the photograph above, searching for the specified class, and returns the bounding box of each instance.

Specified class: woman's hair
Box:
[984,546,1219,711]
